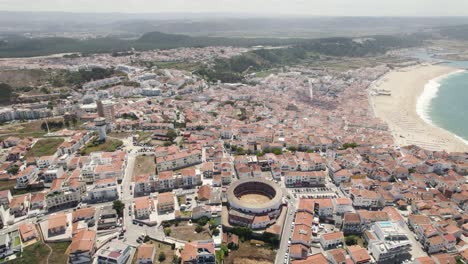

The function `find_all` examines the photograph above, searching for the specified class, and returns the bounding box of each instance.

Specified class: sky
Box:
[0,0,468,16]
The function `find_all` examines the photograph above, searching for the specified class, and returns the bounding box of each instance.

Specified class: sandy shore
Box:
[371,64,468,152]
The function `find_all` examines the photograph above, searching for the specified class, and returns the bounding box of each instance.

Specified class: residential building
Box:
[319,232,344,250]
[157,192,175,213]
[16,165,38,189]
[134,196,154,219]
[180,240,215,264]
[96,241,131,264]
[137,243,156,264]
[284,171,326,187]
[366,221,411,263]
[18,223,38,242]
[156,149,202,172]
[69,230,96,264]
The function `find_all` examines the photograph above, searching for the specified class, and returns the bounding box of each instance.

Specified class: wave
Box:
[416,69,468,145]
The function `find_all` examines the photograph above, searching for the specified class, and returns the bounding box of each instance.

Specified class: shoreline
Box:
[371,64,468,152]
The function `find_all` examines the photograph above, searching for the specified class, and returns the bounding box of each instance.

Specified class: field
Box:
[0,69,49,88]
[133,155,157,178]
[80,137,123,155]
[223,241,275,264]
[170,222,212,242]
[9,241,70,264]
[25,138,64,158]
[0,118,68,140]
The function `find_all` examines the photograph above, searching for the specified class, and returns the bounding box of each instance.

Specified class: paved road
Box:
[119,143,166,247]
[275,190,297,264]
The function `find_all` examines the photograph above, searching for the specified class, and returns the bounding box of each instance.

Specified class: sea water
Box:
[421,70,468,145]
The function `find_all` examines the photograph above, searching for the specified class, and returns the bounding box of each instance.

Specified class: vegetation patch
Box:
[80,137,123,155]
[25,138,64,158]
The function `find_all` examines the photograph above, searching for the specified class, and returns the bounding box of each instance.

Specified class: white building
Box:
[284,171,326,187]
[43,166,65,183]
[37,155,56,169]
[87,178,119,202]
[81,151,126,183]
[156,149,202,172]
[83,77,122,90]
[367,221,412,263]
[96,242,131,264]
[319,232,344,249]
[333,197,354,215]
[16,166,39,189]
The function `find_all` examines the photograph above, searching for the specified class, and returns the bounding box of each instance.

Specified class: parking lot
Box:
[289,187,338,199]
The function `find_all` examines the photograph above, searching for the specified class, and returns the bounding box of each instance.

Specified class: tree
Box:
[220,244,229,256]
[0,83,14,105]
[231,227,253,241]
[166,129,177,142]
[195,225,204,233]
[345,236,358,246]
[164,228,172,236]
[272,148,283,155]
[287,146,297,152]
[342,142,358,149]
[196,216,208,226]
[172,255,181,264]
[7,165,19,175]
[158,252,166,262]
[112,200,125,217]
[212,228,220,236]
[209,218,216,230]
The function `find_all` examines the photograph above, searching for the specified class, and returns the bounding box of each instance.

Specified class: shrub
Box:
[195,225,204,233]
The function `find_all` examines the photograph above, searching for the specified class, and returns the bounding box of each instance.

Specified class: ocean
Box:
[423,70,468,145]
[408,50,468,145]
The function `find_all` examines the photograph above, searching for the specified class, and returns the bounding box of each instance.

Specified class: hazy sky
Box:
[0,0,467,16]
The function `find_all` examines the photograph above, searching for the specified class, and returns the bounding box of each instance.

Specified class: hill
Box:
[0,32,306,58]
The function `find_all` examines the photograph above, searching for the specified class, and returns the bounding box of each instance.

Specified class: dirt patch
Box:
[133,155,157,179]
[0,69,49,88]
[170,222,212,242]
[239,194,271,204]
[224,242,275,264]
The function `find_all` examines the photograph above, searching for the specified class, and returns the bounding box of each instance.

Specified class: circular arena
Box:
[227,178,283,214]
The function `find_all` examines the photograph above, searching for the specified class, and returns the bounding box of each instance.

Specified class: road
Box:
[119,137,167,247]
[275,183,297,264]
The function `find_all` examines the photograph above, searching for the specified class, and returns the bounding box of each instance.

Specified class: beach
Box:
[371,64,468,152]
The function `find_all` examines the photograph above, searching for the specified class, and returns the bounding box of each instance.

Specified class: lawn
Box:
[143,240,175,264]
[170,222,212,242]
[133,155,156,178]
[9,242,50,264]
[7,236,69,264]
[177,195,186,206]
[223,241,275,264]
[13,237,20,247]
[48,242,70,263]
[25,138,64,158]
[80,137,123,155]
